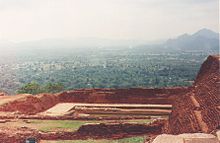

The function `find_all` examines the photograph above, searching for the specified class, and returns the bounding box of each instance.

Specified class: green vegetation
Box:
[17,82,64,94]
[42,136,145,143]
[0,49,210,94]
[30,120,90,132]
[29,119,151,132]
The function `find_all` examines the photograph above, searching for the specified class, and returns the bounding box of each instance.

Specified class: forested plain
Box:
[0,47,211,94]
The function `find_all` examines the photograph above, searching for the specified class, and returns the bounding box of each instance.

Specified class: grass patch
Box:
[29,119,152,132]
[41,136,146,143]
[29,120,99,132]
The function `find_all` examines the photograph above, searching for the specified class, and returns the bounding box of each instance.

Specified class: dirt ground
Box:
[0,119,153,132]
[0,94,30,106]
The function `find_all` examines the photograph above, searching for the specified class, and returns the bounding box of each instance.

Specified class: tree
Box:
[17,82,64,94]
[44,83,64,93]
[17,81,41,94]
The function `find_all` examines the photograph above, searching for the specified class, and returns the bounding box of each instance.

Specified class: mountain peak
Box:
[177,33,190,39]
[197,28,213,33]
[192,28,219,39]
[163,28,219,52]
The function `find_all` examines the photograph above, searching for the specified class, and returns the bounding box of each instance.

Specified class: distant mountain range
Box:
[163,28,219,52]
[136,28,219,53]
[0,28,219,55]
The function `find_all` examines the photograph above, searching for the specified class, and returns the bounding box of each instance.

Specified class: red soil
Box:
[76,120,165,139]
[0,127,39,143]
[0,94,59,115]
[58,87,188,104]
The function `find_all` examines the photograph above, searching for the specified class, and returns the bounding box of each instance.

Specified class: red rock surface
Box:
[167,55,220,134]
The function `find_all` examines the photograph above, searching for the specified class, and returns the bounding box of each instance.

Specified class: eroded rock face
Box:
[167,55,220,134]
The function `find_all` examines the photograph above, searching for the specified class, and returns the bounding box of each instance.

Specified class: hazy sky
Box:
[0,0,219,42]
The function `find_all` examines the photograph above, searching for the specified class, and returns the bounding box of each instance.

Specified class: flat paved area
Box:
[152,133,219,143]
[65,103,172,108]
[41,103,172,116]
[41,103,75,116]
[216,130,220,141]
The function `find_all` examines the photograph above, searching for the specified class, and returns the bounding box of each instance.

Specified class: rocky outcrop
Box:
[167,55,220,134]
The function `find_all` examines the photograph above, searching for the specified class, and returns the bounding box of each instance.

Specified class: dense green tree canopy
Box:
[17,82,64,94]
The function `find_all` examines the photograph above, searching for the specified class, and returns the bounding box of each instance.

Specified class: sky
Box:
[0,0,219,42]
